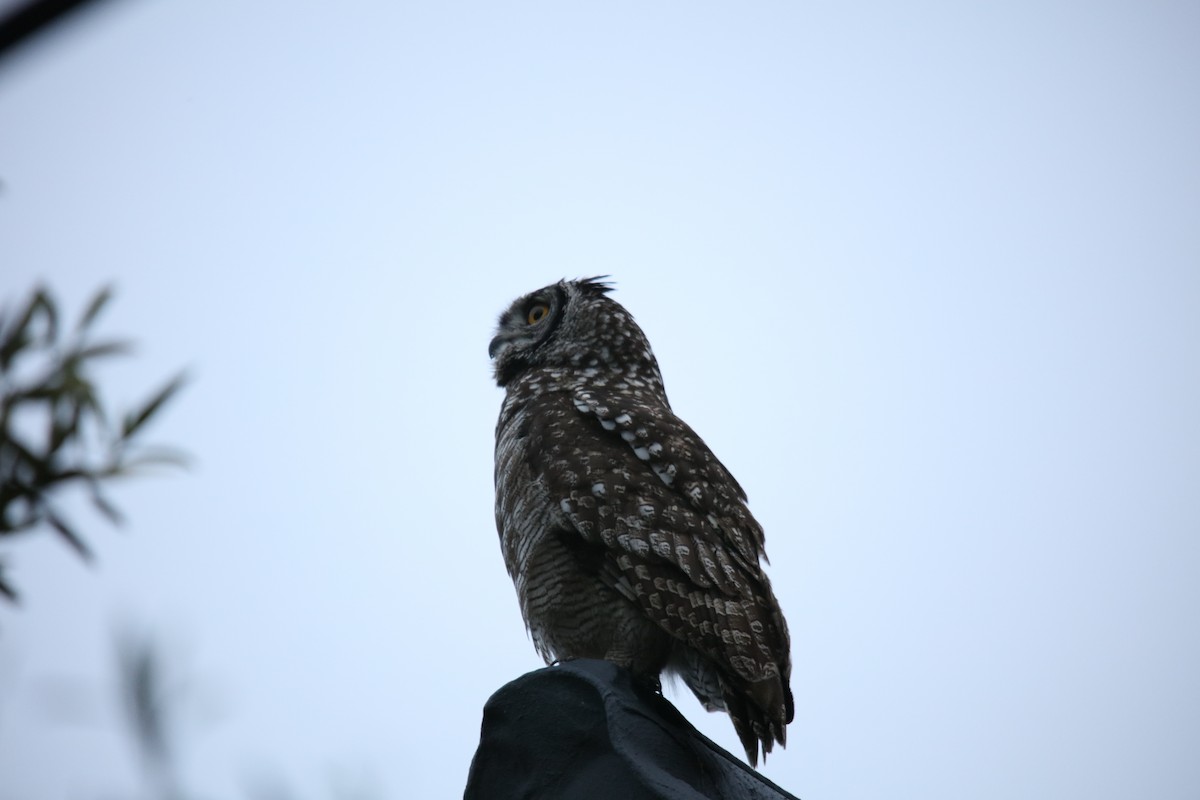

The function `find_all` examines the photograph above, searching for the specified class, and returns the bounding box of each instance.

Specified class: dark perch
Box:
[464,659,800,800]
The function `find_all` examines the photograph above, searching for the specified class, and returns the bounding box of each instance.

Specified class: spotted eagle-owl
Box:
[489,277,793,766]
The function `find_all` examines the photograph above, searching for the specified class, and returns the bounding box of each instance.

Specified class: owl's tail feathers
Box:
[677,649,793,767]
[724,674,793,767]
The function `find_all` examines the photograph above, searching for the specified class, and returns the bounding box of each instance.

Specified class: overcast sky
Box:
[1,2,1198,799]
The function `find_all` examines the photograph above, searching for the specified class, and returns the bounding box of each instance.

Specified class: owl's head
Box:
[489,277,661,388]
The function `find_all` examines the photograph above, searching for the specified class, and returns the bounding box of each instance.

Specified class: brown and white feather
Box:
[490,277,793,765]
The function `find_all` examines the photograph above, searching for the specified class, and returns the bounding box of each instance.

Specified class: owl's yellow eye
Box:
[526,303,550,325]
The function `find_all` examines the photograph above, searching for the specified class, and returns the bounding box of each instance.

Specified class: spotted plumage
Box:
[489,277,793,765]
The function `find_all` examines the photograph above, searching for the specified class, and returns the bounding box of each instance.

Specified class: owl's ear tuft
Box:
[572,276,615,296]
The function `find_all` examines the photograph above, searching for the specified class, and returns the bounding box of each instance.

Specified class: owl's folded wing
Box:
[533,388,789,694]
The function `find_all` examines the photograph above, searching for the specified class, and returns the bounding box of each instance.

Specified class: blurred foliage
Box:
[0,284,186,602]
[115,628,384,800]
[119,629,184,800]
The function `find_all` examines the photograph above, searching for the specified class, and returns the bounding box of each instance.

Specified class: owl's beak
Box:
[488,333,511,360]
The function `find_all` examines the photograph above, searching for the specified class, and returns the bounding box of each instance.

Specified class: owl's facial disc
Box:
[489,286,565,384]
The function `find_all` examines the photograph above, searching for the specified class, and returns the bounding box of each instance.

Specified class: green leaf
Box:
[24,289,56,346]
[118,446,191,472]
[0,568,18,604]
[121,372,187,439]
[48,413,78,454]
[75,339,134,361]
[76,285,114,332]
[89,489,126,526]
[46,511,94,563]
[0,288,56,370]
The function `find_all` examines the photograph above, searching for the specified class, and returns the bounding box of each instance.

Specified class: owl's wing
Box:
[536,387,791,694]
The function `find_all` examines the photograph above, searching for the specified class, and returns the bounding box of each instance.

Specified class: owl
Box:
[489,277,793,766]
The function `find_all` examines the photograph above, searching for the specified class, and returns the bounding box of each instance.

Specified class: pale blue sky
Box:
[1,2,1198,798]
